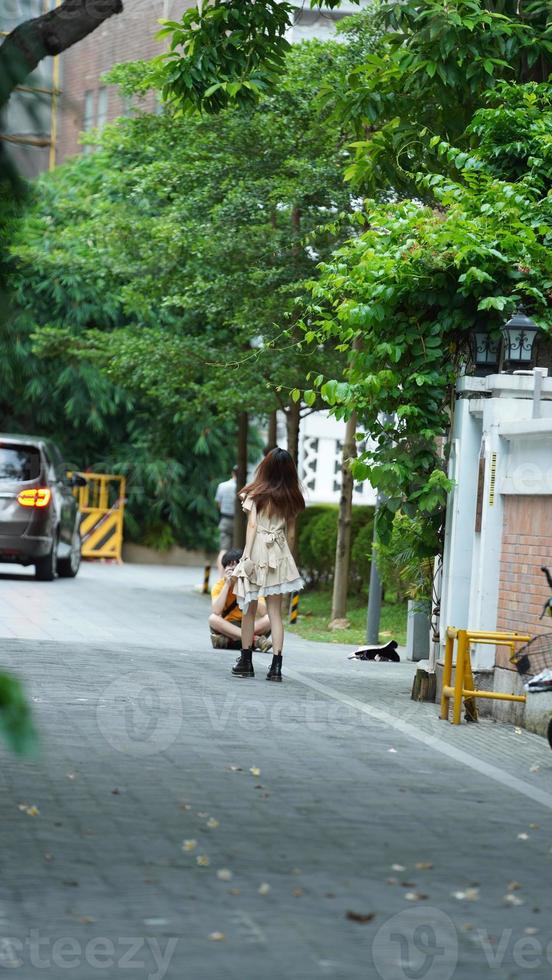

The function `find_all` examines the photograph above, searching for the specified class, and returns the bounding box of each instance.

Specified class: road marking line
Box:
[287,667,552,811]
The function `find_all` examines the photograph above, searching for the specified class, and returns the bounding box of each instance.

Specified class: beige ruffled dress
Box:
[233,496,304,612]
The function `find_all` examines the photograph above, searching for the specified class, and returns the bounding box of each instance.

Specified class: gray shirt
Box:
[215,477,236,519]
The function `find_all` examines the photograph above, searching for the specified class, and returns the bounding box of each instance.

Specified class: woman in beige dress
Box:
[231,448,305,681]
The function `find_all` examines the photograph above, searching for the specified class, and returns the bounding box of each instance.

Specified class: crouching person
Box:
[210,549,272,652]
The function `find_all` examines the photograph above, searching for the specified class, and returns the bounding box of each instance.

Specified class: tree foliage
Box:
[7,38,364,544]
[300,81,552,549]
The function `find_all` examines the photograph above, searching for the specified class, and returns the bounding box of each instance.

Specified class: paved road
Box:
[0,562,552,980]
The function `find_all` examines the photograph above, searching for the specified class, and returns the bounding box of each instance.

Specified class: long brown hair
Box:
[241,448,305,521]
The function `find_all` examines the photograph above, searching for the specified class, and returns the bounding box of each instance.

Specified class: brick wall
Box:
[55,1,193,164]
[496,495,552,668]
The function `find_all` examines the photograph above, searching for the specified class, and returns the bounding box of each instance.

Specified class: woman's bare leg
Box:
[241,599,258,649]
[266,594,284,654]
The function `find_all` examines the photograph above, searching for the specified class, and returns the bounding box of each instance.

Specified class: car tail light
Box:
[17,488,52,508]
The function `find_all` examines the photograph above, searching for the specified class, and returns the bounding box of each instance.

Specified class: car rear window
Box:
[0,446,41,482]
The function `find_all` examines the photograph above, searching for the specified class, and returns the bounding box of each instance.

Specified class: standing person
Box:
[215,465,238,574]
[230,448,305,682]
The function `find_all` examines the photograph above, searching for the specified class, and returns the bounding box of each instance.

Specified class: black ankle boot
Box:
[266,654,282,682]
[231,648,254,677]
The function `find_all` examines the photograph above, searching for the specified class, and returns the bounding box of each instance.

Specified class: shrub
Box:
[297,504,374,590]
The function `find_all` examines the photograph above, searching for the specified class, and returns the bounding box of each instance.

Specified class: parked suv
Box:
[0,435,86,581]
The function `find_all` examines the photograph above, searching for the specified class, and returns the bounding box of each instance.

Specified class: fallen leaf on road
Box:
[179,803,192,811]
[529,823,540,830]
[182,840,198,852]
[415,862,433,870]
[452,888,479,901]
[292,888,304,897]
[18,804,39,816]
[209,932,225,942]
[405,892,427,901]
[206,818,219,829]
[258,883,271,895]
[217,869,233,881]
[228,888,241,896]
[400,882,416,888]
[197,855,210,867]
[504,894,524,906]
[250,767,261,777]
[507,881,522,892]
[78,916,95,925]
[346,911,375,923]
[391,864,406,872]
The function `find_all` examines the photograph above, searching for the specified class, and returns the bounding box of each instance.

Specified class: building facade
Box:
[440,368,552,730]
[1,0,59,178]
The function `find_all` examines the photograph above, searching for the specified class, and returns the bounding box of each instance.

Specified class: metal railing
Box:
[440,627,531,725]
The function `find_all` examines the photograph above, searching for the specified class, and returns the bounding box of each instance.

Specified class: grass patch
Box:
[288,587,407,647]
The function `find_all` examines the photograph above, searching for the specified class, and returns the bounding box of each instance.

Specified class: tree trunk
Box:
[0,0,124,109]
[233,411,248,548]
[285,401,300,467]
[330,411,357,622]
[267,410,277,451]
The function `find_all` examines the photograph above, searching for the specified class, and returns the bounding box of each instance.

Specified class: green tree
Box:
[300,81,552,553]
[7,39,365,541]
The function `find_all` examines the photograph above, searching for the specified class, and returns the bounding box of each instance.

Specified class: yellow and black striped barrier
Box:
[289,592,299,625]
[71,473,126,563]
[202,565,211,594]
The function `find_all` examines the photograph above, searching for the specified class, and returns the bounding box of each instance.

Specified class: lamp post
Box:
[501,307,539,367]
[469,327,500,375]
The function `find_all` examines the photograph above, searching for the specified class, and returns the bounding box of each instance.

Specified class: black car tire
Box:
[35,541,57,581]
[57,531,81,579]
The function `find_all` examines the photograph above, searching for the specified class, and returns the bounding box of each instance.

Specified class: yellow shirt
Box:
[211,578,242,623]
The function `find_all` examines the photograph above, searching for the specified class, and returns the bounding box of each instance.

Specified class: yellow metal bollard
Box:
[440,628,455,721]
[202,565,211,595]
[289,592,299,625]
[452,629,468,725]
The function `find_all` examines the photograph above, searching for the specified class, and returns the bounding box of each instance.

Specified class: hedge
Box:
[296,504,375,593]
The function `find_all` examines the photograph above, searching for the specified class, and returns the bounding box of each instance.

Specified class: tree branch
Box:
[0,0,124,109]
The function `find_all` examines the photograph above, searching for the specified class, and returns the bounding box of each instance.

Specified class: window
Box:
[97,87,108,130]
[83,89,95,131]
[83,89,95,154]
[0,446,41,483]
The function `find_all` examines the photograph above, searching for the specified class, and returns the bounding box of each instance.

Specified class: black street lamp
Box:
[501,307,539,367]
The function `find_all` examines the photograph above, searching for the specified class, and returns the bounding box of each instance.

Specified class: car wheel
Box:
[35,542,57,581]
[57,531,81,579]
